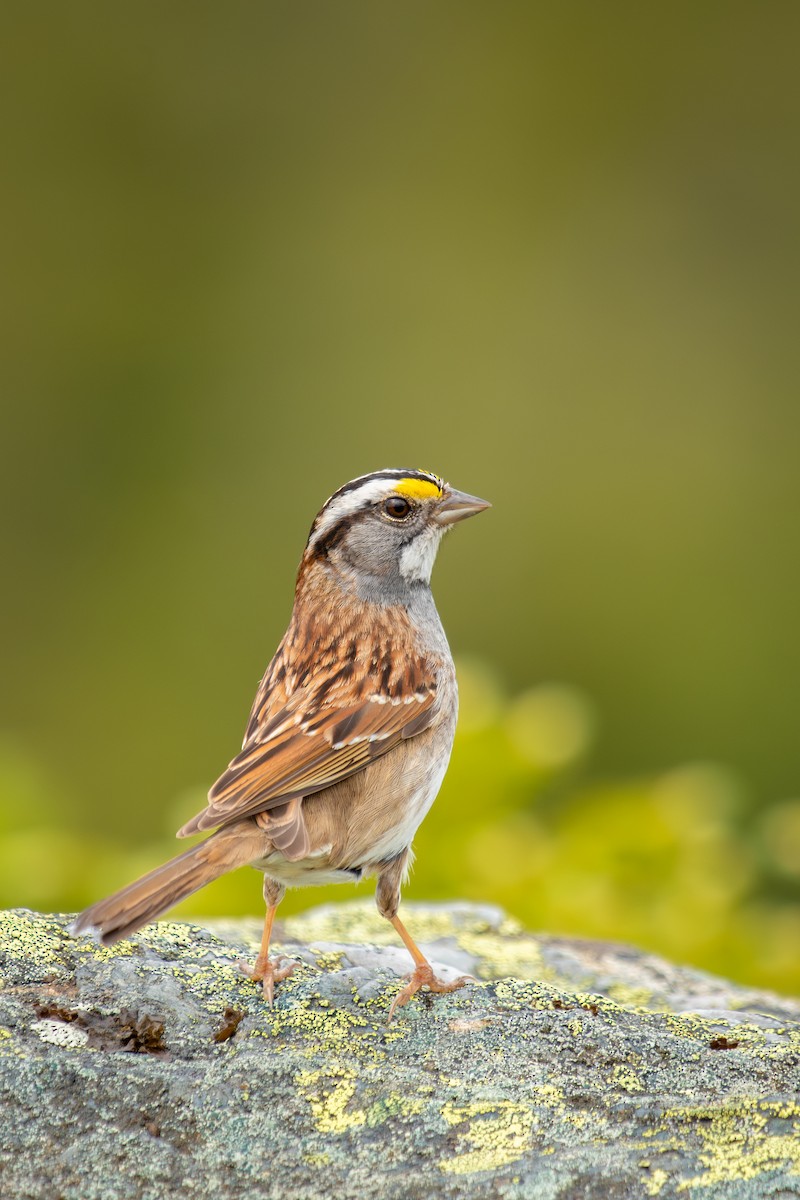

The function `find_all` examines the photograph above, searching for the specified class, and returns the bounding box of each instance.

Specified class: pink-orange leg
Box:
[387,913,472,1022]
[239,902,297,1005]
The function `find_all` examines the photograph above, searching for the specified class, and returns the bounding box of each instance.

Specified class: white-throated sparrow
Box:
[72,469,490,1017]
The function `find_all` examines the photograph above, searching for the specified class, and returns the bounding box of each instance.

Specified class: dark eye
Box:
[383,495,412,519]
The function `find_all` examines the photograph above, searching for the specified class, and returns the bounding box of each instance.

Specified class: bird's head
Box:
[300,468,490,595]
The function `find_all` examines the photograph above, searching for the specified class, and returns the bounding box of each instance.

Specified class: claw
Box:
[387,963,472,1023]
[239,955,298,1006]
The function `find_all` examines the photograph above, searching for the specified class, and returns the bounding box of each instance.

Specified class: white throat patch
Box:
[399,525,446,583]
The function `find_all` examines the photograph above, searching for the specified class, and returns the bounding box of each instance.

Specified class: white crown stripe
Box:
[307,469,443,550]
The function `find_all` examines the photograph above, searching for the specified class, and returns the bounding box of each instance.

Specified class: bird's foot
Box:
[387,962,472,1023]
[239,954,298,1005]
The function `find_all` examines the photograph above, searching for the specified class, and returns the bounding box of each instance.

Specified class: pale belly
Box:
[252,712,456,890]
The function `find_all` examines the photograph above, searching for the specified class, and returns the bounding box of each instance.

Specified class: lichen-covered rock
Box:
[1,903,798,1199]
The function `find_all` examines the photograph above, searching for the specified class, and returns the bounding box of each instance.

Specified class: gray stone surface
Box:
[1,903,799,1199]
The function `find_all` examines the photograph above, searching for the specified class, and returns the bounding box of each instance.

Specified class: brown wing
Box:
[178,595,441,840]
[178,687,437,837]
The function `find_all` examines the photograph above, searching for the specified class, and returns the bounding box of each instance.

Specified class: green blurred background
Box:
[1,5,799,992]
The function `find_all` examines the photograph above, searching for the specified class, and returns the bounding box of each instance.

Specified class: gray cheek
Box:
[338,520,406,581]
[334,513,441,601]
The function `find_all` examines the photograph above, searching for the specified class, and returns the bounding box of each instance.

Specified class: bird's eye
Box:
[383,495,412,520]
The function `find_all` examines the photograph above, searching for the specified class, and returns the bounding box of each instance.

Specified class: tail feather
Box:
[70,827,262,946]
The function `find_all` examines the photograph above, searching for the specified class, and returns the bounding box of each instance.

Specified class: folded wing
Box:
[178,680,437,840]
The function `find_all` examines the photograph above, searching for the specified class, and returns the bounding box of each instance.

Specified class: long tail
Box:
[70,825,263,946]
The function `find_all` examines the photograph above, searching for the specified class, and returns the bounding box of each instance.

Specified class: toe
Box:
[262,974,275,1006]
[240,955,298,1004]
[272,961,298,984]
[238,956,264,982]
[387,982,417,1023]
[387,964,472,1022]
[426,972,473,996]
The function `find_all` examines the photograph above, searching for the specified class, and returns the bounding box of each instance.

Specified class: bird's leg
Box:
[239,877,297,1004]
[376,853,472,1022]
[387,914,471,1020]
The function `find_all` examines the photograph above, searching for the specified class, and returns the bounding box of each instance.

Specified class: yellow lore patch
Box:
[393,474,443,500]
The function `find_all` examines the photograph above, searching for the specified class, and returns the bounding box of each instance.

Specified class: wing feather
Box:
[177,687,437,837]
[177,591,443,839]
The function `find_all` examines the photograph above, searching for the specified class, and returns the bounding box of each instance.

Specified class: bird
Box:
[71,468,490,1018]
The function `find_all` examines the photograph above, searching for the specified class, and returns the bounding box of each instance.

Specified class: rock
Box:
[0,903,799,1199]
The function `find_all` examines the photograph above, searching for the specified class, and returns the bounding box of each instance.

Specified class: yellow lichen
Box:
[440,1100,535,1174]
[294,1066,366,1134]
[365,1094,425,1126]
[674,1098,800,1190]
[263,985,390,1062]
[644,1167,670,1195]
[302,1152,330,1167]
[611,1063,644,1093]
[533,1084,588,1129]
[438,1082,596,1175]
[308,949,344,973]
[0,1027,17,1059]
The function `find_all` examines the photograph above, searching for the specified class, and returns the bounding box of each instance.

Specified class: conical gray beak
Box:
[435,487,491,526]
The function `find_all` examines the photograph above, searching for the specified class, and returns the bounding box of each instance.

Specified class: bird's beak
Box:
[435,487,492,526]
